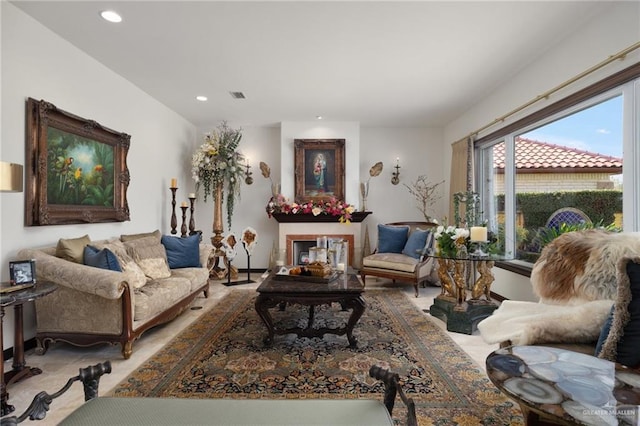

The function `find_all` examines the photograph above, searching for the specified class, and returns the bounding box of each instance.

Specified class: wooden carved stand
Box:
[208,183,238,280]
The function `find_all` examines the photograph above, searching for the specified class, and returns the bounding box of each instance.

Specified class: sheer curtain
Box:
[448,136,474,225]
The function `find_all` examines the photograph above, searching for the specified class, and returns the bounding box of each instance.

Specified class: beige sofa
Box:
[18,231,213,359]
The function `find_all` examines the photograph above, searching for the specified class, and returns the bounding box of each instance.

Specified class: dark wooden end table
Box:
[255,272,365,348]
[486,345,640,425]
[1,281,57,416]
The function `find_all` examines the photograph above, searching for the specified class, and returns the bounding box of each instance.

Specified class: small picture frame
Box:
[9,260,36,285]
[298,252,310,265]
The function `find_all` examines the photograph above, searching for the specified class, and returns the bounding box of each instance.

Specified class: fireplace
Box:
[275,216,371,268]
[287,234,355,266]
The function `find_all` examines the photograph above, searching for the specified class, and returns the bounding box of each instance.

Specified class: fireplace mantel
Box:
[271,211,371,223]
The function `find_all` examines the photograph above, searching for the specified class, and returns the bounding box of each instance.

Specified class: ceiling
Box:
[11,1,611,128]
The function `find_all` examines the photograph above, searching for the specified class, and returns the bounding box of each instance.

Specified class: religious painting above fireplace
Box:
[294,139,344,204]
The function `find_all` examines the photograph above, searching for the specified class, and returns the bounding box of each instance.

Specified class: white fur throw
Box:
[477,299,613,345]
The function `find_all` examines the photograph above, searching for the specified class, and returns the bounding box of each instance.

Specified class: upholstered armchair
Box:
[478,230,640,370]
[360,222,438,297]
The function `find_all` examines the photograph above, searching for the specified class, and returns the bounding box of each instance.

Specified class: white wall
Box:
[443,1,640,302]
[1,3,197,348]
[360,127,444,246]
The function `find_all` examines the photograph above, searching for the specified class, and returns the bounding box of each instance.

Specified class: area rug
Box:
[110,290,523,425]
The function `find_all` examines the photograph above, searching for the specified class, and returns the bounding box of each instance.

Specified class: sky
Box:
[522,94,623,158]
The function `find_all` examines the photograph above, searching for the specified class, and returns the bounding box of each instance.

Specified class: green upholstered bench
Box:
[4,363,416,426]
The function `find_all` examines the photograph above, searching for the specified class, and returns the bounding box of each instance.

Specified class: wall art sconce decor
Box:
[244,158,253,185]
[391,157,401,185]
[0,162,23,192]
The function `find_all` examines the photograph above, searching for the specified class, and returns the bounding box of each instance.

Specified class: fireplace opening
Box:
[292,240,317,265]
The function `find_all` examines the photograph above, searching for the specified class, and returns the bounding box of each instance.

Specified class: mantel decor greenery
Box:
[191,121,245,229]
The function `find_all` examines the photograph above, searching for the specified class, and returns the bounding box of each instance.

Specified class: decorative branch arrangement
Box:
[404,175,444,222]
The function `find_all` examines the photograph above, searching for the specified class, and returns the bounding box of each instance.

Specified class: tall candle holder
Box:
[188,194,196,235]
[169,187,178,235]
[180,205,188,237]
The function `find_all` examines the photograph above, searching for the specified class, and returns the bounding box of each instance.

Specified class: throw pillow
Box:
[123,236,171,280]
[120,229,162,242]
[161,234,201,269]
[597,257,640,368]
[56,234,91,264]
[402,228,432,259]
[83,245,122,272]
[91,240,147,289]
[377,224,409,254]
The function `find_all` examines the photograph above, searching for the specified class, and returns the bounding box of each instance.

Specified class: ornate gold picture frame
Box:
[294,139,345,203]
[25,98,131,226]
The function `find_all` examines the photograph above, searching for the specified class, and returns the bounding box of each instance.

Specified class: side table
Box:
[1,281,57,416]
[427,253,509,334]
[486,345,640,425]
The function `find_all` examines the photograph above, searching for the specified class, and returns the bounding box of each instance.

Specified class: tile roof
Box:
[493,137,623,172]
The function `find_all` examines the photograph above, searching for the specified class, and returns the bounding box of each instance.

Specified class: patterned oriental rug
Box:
[110,290,523,425]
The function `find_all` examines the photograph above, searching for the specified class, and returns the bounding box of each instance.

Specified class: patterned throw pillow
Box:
[56,234,91,264]
[123,236,171,280]
[91,240,148,289]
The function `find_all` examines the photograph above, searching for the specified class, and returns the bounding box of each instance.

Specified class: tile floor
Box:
[2,275,499,425]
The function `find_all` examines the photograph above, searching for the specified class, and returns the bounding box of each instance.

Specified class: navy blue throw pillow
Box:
[402,228,431,259]
[161,233,201,269]
[377,224,410,254]
[615,260,640,367]
[597,259,640,369]
[594,306,613,357]
[83,245,122,272]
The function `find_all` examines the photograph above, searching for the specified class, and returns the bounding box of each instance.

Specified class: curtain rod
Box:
[466,41,640,140]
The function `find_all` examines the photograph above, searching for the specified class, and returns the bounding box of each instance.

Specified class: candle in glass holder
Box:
[470,226,488,242]
[170,177,177,188]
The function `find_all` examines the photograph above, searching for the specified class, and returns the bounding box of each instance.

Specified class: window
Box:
[476,65,639,271]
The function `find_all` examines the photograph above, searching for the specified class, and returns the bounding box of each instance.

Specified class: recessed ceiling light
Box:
[100,10,122,23]
[316,116,323,120]
[195,95,208,102]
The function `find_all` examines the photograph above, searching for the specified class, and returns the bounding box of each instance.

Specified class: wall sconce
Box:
[244,158,253,185]
[0,161,24,192]
[391,157,401,185]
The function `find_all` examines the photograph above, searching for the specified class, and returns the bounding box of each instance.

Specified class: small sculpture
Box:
[437,259,455,298]
[472,260,495,301]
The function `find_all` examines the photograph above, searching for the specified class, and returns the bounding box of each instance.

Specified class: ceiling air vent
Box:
[229,91,246,99]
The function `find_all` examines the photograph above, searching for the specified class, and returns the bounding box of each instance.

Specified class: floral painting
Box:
[46,128,115,206]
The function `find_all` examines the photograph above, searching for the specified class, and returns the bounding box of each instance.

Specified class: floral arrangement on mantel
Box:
[191,121,245,228]
[265,194,355,223]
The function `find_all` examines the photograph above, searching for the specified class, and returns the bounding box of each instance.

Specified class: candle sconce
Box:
[244,160,253,185]
[391,158,401,185]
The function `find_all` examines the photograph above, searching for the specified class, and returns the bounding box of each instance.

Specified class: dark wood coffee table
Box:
[255,272,365,348]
